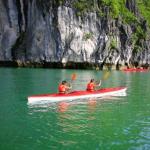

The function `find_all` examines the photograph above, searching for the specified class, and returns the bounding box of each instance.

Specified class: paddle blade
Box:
[102,71,110,80]
[71,73,77,81]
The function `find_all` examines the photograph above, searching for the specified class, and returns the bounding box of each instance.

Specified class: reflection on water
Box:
[58,102,70,112]
[28,96,122,113]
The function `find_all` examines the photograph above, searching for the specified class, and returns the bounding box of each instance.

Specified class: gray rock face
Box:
[0,0,18,60]
[0,0,150,68]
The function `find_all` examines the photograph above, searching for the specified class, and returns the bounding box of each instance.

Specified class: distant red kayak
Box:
[28,87,127,104]
[123,68,148,72]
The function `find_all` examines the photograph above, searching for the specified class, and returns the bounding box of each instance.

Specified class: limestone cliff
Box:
[0,0,150,69]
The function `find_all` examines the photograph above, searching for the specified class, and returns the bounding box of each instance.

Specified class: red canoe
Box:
[123,68,148,72]
[28,87,127,104]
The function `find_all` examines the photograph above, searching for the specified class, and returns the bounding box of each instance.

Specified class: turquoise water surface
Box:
[0,68,150,150]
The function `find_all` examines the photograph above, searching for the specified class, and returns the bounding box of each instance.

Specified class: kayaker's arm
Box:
[68,85,72,90]
[65,84,72,93]
[67,83,72,89]
[98,80,101,87]
[95,80,101,87]
[94,80,101,90]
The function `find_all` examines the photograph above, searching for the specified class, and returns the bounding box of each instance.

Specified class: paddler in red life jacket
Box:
[58,80,72,94]
[86,79,101,92]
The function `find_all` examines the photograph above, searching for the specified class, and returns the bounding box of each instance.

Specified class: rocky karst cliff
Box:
[0,0,150,69]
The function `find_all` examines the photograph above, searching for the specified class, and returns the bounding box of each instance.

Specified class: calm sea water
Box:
[0,68,150,150]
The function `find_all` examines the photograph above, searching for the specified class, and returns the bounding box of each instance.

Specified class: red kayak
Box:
[28,87,127,104]
[123,68,148,72]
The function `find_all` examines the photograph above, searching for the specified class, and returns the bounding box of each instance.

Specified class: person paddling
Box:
[86,79,101,92]
[58,80,72,94]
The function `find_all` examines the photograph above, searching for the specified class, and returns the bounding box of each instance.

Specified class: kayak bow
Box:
[28,87,127,104]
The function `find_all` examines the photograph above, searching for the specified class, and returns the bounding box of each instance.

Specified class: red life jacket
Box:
[86,82,95,91]
[58,84,66,93]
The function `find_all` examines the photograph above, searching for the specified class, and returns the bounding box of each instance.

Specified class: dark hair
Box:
[90,79,94,82]
[62,80,67,84]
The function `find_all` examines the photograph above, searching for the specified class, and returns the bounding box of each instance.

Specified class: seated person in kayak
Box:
[86,79,101,92]
[58,80,72,94]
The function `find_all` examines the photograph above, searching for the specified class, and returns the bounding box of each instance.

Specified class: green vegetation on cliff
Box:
[73,0,150,26]
[73,0,136,23]
[42,0,150,26]
[83,33,93,41]
[137,0,150,25]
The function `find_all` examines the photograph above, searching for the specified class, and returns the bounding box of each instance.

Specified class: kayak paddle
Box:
[97,70,111,87]
[102,70,111,80]
[69,73,77,89]
[71,73,77,81]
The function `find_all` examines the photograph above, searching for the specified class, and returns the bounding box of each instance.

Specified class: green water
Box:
[0,68,150,150]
